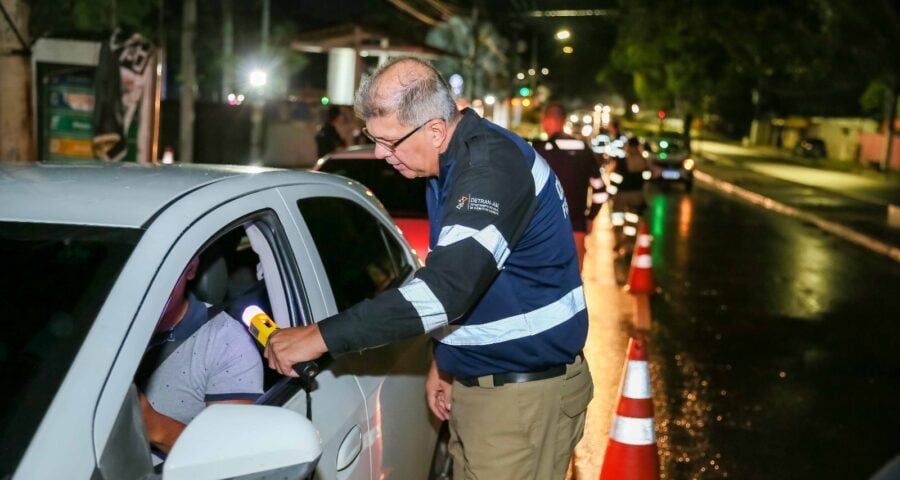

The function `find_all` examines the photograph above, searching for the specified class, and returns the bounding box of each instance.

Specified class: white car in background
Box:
[0,162,446,479]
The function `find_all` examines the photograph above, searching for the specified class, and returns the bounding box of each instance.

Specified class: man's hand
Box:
[264,324,328,377]
[426,359,453,421]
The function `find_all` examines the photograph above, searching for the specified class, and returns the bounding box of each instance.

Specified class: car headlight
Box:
[683,158,695,170]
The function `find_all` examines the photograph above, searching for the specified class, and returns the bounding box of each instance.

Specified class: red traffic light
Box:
[657,110,667,120]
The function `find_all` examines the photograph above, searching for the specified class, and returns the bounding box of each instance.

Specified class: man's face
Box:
[365,114,439,179]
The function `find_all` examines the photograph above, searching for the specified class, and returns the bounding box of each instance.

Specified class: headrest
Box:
[193,256,228,306]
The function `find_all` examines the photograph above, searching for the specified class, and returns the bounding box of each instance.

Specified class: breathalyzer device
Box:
[242,305,319,380]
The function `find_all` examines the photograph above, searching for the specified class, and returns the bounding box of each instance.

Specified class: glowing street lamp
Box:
[555,29,571,40]
[562,46,574,54]
[249,69,268,88]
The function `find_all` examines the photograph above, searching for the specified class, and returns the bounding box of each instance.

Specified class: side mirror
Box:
[163,404,321,480]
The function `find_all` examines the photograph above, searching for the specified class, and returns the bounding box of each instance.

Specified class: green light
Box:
[651,194,667,240]
[518,87,531,97]
[659,140,669,149]
[321,96,330,105]
[659,152,668,160]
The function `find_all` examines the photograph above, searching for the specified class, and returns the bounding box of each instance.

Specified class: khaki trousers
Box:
[448,356,593,480]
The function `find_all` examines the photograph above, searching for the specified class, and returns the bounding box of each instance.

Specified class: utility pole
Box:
[0,0,32,161]
[221,0,234,102]
[464,4,478,100]
[882,88,897,173]
[249,0,269,163]
[179,0,196,163]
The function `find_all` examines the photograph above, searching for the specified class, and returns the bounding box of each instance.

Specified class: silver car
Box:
[0,162,444,479]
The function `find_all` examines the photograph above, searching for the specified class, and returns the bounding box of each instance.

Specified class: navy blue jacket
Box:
[319,109,588,378]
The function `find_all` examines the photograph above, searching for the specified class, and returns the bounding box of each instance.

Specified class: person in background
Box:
[609,136,649,254]
[137,256,263,456]
[535,102,608,271]
[265,56,593,480]
[315,105,347,158]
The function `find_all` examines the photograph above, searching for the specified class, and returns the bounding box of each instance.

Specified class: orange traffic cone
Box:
[626,223,653,294]
[599,337,659,480]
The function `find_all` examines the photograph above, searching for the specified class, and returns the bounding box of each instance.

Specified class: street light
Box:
[555,29,571,40]
[562,46,574,54]
[249,69,268,89]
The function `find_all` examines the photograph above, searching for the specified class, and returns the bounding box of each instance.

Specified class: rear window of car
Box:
[649,138,684,153]
[318,158,428,219]
[0,222,140,475]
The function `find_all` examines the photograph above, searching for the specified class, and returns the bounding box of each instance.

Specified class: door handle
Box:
[336,425,362,472]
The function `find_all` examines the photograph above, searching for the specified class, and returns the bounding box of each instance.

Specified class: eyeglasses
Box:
[362,119,434,153]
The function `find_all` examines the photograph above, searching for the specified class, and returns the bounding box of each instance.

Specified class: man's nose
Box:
[373,143,392,159]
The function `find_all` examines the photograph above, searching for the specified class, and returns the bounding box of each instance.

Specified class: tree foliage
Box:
[29,0,153,39]
[600,0,899,134]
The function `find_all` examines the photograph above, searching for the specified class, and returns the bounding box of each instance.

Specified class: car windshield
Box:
[0,222,141,475]
[318,158,428,219]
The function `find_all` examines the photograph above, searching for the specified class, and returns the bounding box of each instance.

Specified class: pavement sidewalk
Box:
[691,139,900,261]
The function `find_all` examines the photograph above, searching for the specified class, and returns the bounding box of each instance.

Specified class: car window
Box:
[296,197,414,311]
[649,138,684,154]
[318,158,428,219]
[0,222,141,474]
[134,210,309,462]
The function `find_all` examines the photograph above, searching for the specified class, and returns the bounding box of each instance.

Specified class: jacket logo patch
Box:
[457,194,500,215]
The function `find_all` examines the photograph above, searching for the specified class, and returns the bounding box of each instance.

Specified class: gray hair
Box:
[354,57,458,127]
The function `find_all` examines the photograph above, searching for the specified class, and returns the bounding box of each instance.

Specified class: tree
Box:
[601,0,894,139]
[426,14,511,100]
[0,0,32,161]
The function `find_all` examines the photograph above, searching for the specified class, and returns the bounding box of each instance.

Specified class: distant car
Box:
[793,137,827,158]
[315,145,430,264]
[644,137,695,192]
[0,162,445,479]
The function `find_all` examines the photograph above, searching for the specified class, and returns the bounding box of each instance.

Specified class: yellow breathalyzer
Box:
[241,305,319,380]
[241,305,278,346]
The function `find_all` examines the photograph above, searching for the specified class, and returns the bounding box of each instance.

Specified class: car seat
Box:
[193,256,228,306]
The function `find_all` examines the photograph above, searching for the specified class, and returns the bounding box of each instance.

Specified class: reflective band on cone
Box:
[637,234,651,248]
[626,223,654,295]
[622,360,651,399]
[634,254,652,269]
[609,415,656,445]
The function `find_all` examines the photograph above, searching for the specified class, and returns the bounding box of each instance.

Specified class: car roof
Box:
[316,144,377,163]
[0,162,346,228]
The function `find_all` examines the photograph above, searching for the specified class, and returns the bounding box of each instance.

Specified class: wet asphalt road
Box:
[639,184,900,479]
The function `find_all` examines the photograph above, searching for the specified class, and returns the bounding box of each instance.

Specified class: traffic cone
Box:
[599,337,659,480]
[625,223,653,294]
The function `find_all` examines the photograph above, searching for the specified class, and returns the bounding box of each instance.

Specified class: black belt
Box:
[456,353,583,388]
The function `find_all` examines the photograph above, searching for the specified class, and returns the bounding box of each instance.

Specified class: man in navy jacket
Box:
[266,57,592,479]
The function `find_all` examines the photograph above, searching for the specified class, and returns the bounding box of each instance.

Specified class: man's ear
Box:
[428,119,447,147]
[184,256,201,281]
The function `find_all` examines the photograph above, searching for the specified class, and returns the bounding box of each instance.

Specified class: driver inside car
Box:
[135,255,263,457]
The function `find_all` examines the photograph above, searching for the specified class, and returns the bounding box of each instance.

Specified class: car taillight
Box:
[683,158,695,170]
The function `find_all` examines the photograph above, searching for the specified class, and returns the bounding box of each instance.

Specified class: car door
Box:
[90,187,365,479]
[278,183,438,480]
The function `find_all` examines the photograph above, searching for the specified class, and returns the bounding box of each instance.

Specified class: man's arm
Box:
[266,136,537,375]
[139,391,186,454]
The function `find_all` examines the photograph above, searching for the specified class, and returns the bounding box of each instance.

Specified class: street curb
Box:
[694,170,900,262]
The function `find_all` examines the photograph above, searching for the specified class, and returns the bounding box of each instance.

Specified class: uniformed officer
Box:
[535,102,608,270]
[266,57,592,480]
